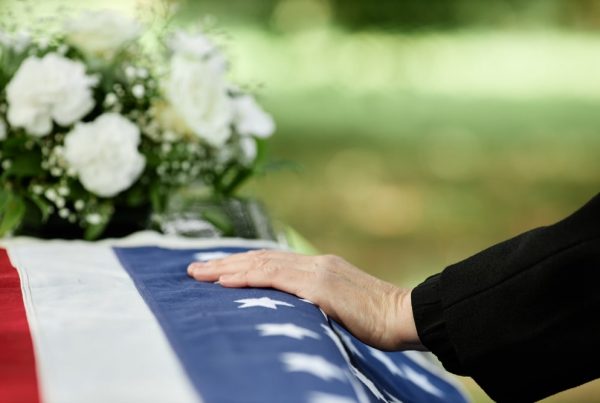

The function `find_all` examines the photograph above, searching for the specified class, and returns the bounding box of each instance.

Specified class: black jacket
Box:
[411,192,600,402]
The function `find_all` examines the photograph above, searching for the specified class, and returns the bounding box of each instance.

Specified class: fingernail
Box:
[219,274,232,282]
[188,263,203,274]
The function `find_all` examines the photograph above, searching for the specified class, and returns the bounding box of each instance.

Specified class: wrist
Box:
[389,287,425,351]
[401,288,426,350]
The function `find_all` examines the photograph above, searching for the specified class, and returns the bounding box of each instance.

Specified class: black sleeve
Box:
[411,192,600,402]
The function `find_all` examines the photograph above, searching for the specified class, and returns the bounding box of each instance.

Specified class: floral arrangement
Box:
[0,9,275,239]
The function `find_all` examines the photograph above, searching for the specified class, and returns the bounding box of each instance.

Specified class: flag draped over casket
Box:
[0,233,469,403]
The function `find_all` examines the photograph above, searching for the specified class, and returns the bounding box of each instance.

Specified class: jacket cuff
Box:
[411,273,464,375]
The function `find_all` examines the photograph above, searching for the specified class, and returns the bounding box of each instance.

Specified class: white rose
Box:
[0,117,6,140]
[6,53,97,136]
[151,101,188,139]
[164,53,233,147]
[233,95,275,138]
[63,113,145,197]
[64,10,141,57]
[168,30,217,58]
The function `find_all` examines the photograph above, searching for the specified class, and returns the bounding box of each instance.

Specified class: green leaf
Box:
[0,193,26,236]
[84,222,108,241]
[150,184,168,213]
[0,188,10,211]
[83,204,113,240]
[126,185,147,207]
[221,168,253,197]
[28,194,52,222]
[8,152,43,178]
[254,138,268,167]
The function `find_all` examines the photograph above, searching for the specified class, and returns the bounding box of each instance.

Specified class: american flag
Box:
[1,234,469,403]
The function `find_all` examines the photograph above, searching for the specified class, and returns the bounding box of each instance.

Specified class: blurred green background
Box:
[3,0,600,401]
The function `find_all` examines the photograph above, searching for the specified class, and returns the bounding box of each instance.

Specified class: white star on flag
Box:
[338,331,364,359]
[369,347,443,397]
[384,391,404,403]
[193,251,232,261]
[308,391,357,403]
[320,325,384,402]
[256,323,321,340]
[281,353,347,382]
[403,364,444,397]
[349,366,386,402]
[369,347,405,377]
[235,297,294,310]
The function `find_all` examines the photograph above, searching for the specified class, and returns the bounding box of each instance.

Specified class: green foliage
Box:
[7,151,43,178]
[0,10,276,240]
[0,189,25,236]
[83,203,113,241]
[28,193,51,222]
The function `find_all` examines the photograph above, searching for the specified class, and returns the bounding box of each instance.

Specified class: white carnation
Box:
[233,95,275,138]
[168,30,217,58]
[0,117,6,140]
[63,113,145,197]
[164,53,233,147]
[6,53,97,136]
[64,10,141,57]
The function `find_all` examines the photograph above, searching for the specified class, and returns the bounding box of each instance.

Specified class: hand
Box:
[187,250,424,351]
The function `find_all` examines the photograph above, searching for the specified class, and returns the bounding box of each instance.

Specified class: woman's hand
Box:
[187,250,423,351]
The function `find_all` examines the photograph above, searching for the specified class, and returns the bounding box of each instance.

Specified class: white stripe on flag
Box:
[8,243,200,403]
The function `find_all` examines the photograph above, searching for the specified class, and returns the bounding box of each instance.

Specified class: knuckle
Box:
[208,259,223,268]
[259,260,279,276]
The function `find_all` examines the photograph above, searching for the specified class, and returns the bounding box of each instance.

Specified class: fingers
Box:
[188,250,316,299]
[219,266,313,299]
[187,249,422,351]
[210,249,297,263]
[187,250,312,283]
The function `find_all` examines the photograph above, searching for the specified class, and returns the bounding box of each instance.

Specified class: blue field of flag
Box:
[115,246,469,403]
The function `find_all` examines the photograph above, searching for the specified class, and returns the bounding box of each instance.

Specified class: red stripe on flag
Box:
[0,248,40,403]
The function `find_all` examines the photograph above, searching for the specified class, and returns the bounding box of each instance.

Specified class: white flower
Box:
[239,137,257,165]
[163,53,233,147]
[64,10,141,57]
[0,117,6,140]
[217,137,257,167]
[233,95,275,138]
[132,84,145,99]
[86,213,102,225]
[63,113,145,197]
[6,53,97,136]
[0,30,31,53]
[152,102,187,139]
[168,30,217,58]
